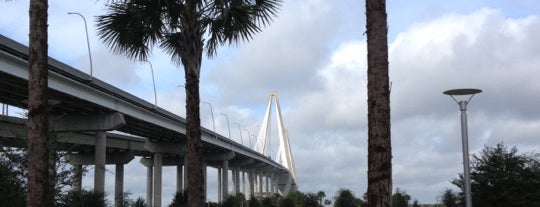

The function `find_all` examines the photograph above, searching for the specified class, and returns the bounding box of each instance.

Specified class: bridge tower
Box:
[254,92,297,194]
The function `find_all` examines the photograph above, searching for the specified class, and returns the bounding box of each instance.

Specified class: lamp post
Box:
[146,61,157,108]
[444,88,482,207]
[250,135,256,150]
[67,12,93,81]
[203,102,215,131]
[220,113,231,139]
[243,129,252,148]
[234,122,244,145]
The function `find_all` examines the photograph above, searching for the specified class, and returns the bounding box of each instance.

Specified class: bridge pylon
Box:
[254,92,297,194]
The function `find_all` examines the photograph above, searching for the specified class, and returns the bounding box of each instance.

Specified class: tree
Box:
[249,196,262,207]
[221,193,246,207]
[324,199,332,206]
[131,197,148,207]
[0,147,27,207]
[411,200,420,207]
[316,191,326,206]
[1,144,85,207]
[451,143,540,207]
[391,188,410,207]
[365,0,392,206]
[95,1,281,206]
[285,191,307,207]
[361,192,368,207]
[168,191,187,207]
[281,196,295,207]
[27,0,51,206]
[261,196,279,207]
[58,189,107,207]
[305,193,321,207]
[334,188,363,207]
[440,189,459,207]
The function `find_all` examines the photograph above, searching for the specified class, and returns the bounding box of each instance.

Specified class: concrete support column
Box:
[73,164,83,191]
[258,172,263,195]
[242,171,246,196]
[115,164,124,207]
[146,165,153,206]
[217,167,222,202]
[249,170,255,198]
[235,169,240,195]
[272,174,277,194]
[177,162,183,193]
[94,131,106,194]
[265,175,269,194]
[153,153,163,207]
[232,169,237,195]
[222,160,229,199]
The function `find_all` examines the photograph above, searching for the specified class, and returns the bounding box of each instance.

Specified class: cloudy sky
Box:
[2,0,540,204]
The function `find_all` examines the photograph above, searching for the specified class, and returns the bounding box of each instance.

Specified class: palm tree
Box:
[365,0,392,206]
[96,1,281,206]
[27,0,51,206]
[316,191,325,206]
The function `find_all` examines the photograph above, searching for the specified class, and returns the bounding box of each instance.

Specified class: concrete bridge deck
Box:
[0,33,296,206]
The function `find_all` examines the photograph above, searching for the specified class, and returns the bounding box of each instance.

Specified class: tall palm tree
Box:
[96,0,281,206]
[365,0,392,206]
[26,0,51,207]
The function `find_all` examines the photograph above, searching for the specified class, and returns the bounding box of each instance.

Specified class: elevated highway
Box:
[0,34,296,206]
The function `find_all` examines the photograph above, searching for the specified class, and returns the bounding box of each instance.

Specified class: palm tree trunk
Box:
[181,2,205,206]
[185,64,204,207]
[366,0,392,206]
[27,0,50,206]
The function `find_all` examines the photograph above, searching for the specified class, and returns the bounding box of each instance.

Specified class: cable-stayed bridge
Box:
[0,34,297,207]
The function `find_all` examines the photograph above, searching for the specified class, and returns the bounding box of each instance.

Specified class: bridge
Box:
[0,34,297,207]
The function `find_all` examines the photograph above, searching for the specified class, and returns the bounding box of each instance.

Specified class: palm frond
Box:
[204,0,281,57]
[253,0,281,26]
[160,32,184,65]
[96,0,165,61]
[162,0,184,30]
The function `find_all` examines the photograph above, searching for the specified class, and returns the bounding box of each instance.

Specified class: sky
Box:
[1,0,540,204]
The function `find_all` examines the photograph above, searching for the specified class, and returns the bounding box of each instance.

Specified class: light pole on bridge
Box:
[203,101,215,131]
[243,129,252,148]
[146,61,157,108]
[67,12,93,81]
[220,113,231,139]
[234,122,244,145]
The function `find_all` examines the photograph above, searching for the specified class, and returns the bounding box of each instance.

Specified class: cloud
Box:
[390,8,540,119]
[204,0,343,106]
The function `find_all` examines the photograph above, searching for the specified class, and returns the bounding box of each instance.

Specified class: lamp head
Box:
[443,88,482,96]
[444,88,482,105]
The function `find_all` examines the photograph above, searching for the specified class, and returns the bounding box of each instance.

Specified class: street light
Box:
[250,135,256,150]
[67,12,93,81]
[220,113,231,139]
[146,61,157,108]
[444,88,482,207]
[203,102,215,131]
[243,129,252,148]
[234,122,244,145]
